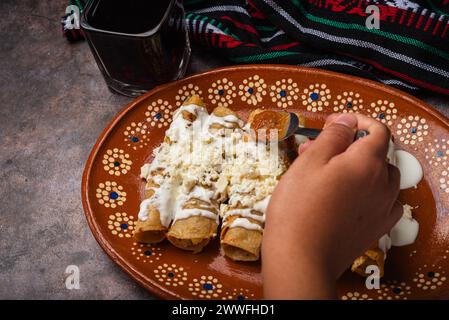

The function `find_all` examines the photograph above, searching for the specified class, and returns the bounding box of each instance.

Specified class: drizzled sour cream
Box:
[138,104,285,230]
[378,144,423,255]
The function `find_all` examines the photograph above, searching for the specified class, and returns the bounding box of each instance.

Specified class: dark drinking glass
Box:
[81,0,190,97]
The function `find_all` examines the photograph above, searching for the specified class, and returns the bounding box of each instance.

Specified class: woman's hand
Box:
[262,113,402,299]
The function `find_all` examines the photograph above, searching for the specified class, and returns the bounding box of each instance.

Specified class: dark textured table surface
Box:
[1,0,449,299]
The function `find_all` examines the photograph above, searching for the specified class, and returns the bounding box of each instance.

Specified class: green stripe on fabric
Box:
[291,0,449,61]
[230,51,300,63]
[255,25,277,31]
[186,13,241,41]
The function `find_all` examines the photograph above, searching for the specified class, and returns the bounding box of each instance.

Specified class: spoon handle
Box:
[294,127,322,139]
[295,128,369,141]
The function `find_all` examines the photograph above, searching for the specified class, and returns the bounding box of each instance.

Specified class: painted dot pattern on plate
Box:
[123,122,148,150]
[413,265,447,291]
[188,276,223,299]
[425,139,449,167]
[102,148,132,176]
[368,100,398,126]
[222,288,255,300]
[238,75,267,105]
[175,84,203,107]
[438,170,449,193]
[333,91,363,113]
[154,264,187,287]
[131,242,162,263]
[396,116,429,145]
[107,212,134,238]
[96,181,126,208]
[301,83,331,112]
[270,78,300,108]
[341,291,371,300]
[145,99,173,128]
[375,281,412,300]
[208,78,237,107]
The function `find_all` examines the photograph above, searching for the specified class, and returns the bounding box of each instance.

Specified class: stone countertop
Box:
[1,0,449,299]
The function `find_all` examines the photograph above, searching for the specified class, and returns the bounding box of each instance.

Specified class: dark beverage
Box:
[81,0,190,97]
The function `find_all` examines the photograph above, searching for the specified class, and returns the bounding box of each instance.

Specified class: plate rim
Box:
[81,64,449,299]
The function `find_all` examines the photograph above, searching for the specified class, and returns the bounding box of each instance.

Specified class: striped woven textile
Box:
[63,0,449,96]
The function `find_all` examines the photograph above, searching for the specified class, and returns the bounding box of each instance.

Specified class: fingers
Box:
[346,115,391,160]
[298,140,314,154]
[300,113,391,165]
[303,114,357,163]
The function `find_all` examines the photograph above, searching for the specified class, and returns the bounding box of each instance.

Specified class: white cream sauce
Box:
[138,182,176,227]
[229,218,263,232]
[389,204,419,246]
[207,113,244,129]
[222,208,265,224]
[376,142,421,257]
[173,208,219,224]
[378,204,419,258]
[394,150,423,190]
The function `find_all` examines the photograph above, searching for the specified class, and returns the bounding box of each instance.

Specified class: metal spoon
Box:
[281,112,369,141]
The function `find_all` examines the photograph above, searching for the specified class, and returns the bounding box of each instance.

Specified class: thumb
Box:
[305,113,358,163]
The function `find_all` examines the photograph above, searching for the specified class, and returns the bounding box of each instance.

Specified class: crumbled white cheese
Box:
[138,103,287,231]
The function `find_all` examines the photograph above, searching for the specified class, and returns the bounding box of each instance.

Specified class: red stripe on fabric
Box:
[415,14,424,29]
[424,17,433,32]
[344,54,449,95]
[226,41,257,48]
[432,20,442,35]
[216,34,227,47]
[247,0,266,19]
[270,42,300,51]
[221,16,258,35]
[216,34,256,48]
[407,11,416,27]
[399,9,406,25]
[442,23,449,38]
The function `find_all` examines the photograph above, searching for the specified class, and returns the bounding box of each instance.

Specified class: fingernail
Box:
[333,114,357,128]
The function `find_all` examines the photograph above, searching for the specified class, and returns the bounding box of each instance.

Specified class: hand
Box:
[262,113,402,299]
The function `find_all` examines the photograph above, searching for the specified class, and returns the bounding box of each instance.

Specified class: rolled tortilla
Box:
[133,178,168,243]
[167,189,219,253]
[220,109,292,262]
[166,104,242,253]
[134,95,206,244]
[208,106,244,132]
[220,206,265,261]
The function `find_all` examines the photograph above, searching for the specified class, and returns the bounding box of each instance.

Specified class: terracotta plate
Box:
[82,65,449,300]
